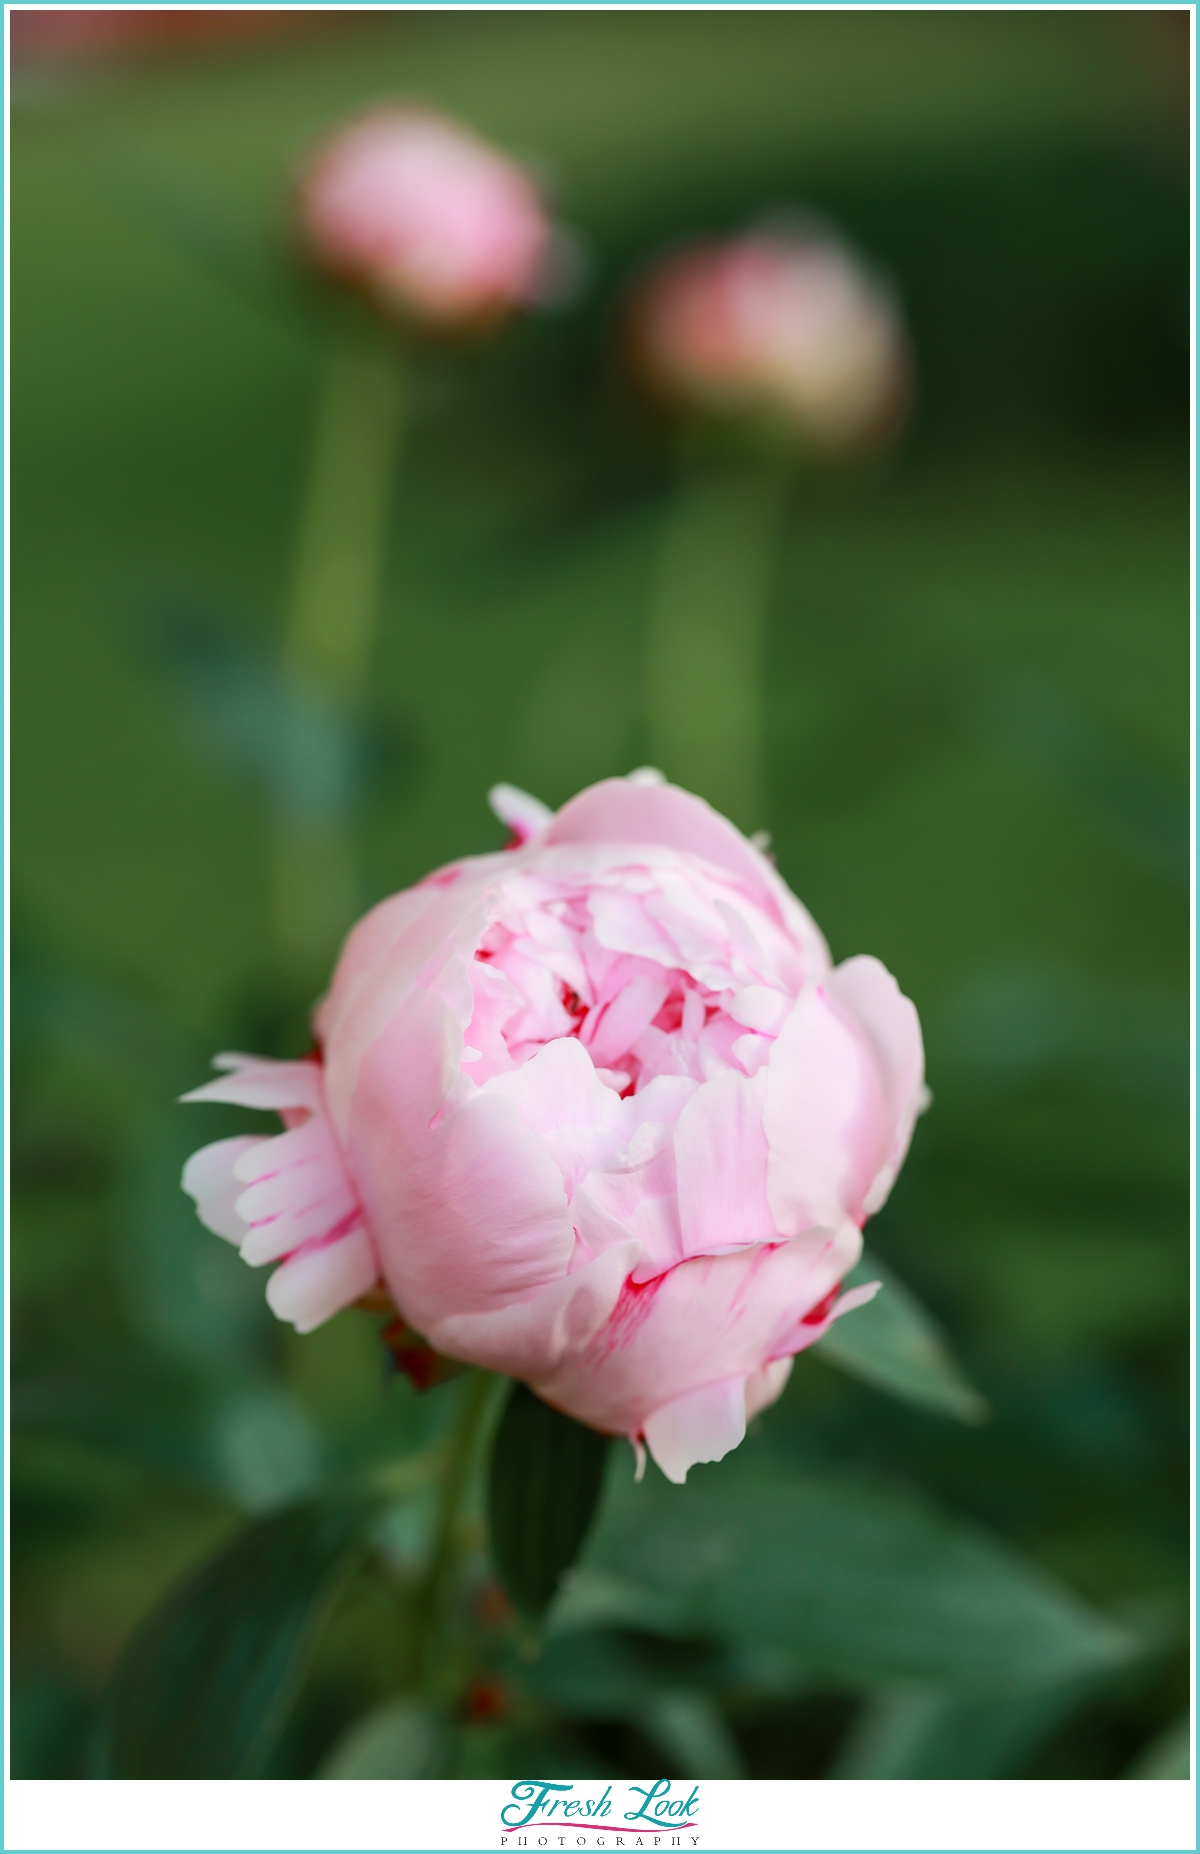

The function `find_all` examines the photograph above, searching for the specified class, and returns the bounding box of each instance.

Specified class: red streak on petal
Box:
[589,1270,667,1360]
[801,1281,843,1326]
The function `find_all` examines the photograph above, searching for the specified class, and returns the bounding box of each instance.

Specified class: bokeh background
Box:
[11,8,1190,1781]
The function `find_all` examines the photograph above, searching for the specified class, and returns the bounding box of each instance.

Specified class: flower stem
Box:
[271,335,405,991]
[645,451,789,832]
[415,1369,498,1697]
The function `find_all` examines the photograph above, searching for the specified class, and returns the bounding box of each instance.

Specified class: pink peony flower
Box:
[298,107,553,328]
[183,775,925,1483]
[632,226,911,452]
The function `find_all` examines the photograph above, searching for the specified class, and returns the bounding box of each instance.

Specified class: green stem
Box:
[272,336,405,989]
[415,1370,497,1696]
[645,451,789,832]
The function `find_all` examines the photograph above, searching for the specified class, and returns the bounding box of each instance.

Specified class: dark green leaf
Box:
[829,1679,1095,1777]
[317,1699,451,1779]
[636,1691,747,1778]
[1126,1714,1190,1780]
[455,1722,615,1780]
[520,1628,733,1718]
[816,1250,989,1423]
[579,1455,1139,1698]
[94,1493,375,1777]
[487,1382,611,1622]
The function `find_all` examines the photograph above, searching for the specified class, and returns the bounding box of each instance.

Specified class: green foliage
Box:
[829,1681,1096,1779]
[317,1698,451,1779]
[488,1383,612,1622]
[1125,1713,1191,1780]
[574,1453,1137,1697]
[817,1251,988,1423]
[95,1494,376,1777]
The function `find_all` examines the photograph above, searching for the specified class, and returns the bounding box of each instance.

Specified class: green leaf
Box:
[520,1627,731,1718]
[487,1382,611,1622]
[580,1455,1139,1699]
[318,1699,451,1779]
[829,1679,1094,1777]
[94,1493,375,1777]
[816,1250,989,1423]
[1125,1714,1191,1779]
[637,1690,747,1778]
[454,1722,615,1780]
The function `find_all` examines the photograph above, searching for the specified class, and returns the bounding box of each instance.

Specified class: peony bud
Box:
[183,776,925,1484]
[631,225,911,453]
[297,107,554,329]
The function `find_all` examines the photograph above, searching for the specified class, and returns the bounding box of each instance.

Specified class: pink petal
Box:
[313,885,438,1054]
[321,878,493,1138]
[673,1071,777,1258]
[181,1136,265,1244]
[528,1222,859,1441]
[180,1056,322,1116]
[830,1280,881,1320]
[488,782,553,842]
[425,1240,640,1383]
[572,1178,682,1281]
[547,778,773,908]
[349,984,576,1334]
[642,1376,748,1484]
[763,981,885,1233]
[827,956,925,1216]
[729,985,790,1033]
[768,1252,876,1356]
[482,1036,623,1195]
[546,776,830,973]
[265,1225,378,1334]
[585,975,670,1069]
[233,1114,362,1266]
[744,1355,793,1419]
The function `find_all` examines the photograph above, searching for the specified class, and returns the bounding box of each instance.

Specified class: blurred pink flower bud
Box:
[632,226,911,451]
[298,107,554,329]
[183,776,925,1484]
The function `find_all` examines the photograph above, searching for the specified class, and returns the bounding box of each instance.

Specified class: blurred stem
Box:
[271,336,405,991]
[645,451,790,832]
[415,1369,496,1697]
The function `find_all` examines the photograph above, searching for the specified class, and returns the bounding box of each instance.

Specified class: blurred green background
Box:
[12,9,1189,1781]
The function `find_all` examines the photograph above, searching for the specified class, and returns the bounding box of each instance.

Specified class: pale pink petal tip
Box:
[642,1376,749,1485]
[181,1136,264,1244]
[631,1436,647,1482]
[487,782,554,843]
[265,1227,378,1334]
[641,1353,796,1485]
[830,1279,881,1321]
